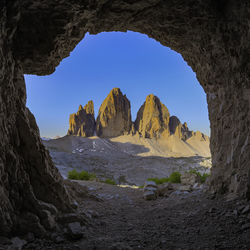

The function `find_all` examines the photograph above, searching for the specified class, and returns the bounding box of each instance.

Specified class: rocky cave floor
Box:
[4,181,250,250]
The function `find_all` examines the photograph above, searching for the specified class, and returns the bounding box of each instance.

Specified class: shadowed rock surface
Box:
[67,101,95,137]
[0,0,249,238]
[135,94,170,139]
[96,88,132,137]
[169,116,182,139]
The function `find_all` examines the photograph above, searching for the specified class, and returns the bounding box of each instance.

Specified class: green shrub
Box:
[168,171,181,183]
[78,170,89,180]
[68,169,96,181]
[189,169,202,178]
[147,173,181,185]
[68,169,80,180]
[104,178,116,185]
[200,173,210,183]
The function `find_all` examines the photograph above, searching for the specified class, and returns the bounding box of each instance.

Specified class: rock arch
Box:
[0,0,249,235]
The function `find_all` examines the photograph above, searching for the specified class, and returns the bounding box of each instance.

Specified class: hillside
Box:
[43,134,211,185]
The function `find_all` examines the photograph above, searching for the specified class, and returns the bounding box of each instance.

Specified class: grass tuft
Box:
[103,178,116,185]
[68,169,96,181]
[147,171,181,185]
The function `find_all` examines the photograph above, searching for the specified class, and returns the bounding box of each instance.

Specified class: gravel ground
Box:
[20,180,250,250]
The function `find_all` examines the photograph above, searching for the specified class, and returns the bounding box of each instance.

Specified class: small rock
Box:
[71,200,79,209]
[40,210,56,230]
[178,185,192,192]
[10,237,27,250]
[241,223,250,230]
[86,210,99,218]
[158,183,173,197]
[143,186,157,193]
[209,207,216,213]
[51,233,65,243]
[67,222,84,240]
[144,180,157,188]
[233,209,238,216]
[55,236,65,243]
[143,190,157,200]
[181,172,201,185]
[241,205,250,215]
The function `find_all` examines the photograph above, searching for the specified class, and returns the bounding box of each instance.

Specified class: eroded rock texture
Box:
[67,101,95,137]
[135,94,170,138]
[96,88,132,137]
[0,0,249,236]
[0,2,72,236]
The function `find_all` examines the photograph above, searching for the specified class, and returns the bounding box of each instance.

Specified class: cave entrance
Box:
[25,31,211,186]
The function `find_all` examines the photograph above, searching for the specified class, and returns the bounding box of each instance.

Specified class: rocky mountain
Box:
[169,116,209,142]
[66,89,209,142]
[96,88,132,137]
[135,94,170,139]
[67,100,95,137]
[169,116,182,139]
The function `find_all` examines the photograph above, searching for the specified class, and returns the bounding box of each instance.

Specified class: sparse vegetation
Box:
[188,169,210,183]
[68,169,96,181]
[103,178,116,185]
[147,177,169,185]
[147,171,181,185]
[67,170,117,185]
[200,173,210,183]
[168,171,181,183]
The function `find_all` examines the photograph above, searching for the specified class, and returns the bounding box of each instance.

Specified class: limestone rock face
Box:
[169,116,182,139]
[96,88,132,137]
[135,95,170,139]
[67,101,95,137]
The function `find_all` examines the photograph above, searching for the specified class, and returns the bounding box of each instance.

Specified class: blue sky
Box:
[25,31,210,138]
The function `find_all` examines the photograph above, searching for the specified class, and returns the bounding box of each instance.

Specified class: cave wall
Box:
[0,1,72,236]
[0,0,249,235]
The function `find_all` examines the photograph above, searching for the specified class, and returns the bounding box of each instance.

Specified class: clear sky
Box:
[25,31,210,138]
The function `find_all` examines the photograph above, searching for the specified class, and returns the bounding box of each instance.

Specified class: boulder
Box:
[181,172,201,185]
[158,183,174,197]
[143,190,157,200]
[144,180,158,188]
[67,100,95,137]
[135,94,170,139]
[178,185,192,192]
[143,180,158,200]
[67,222,84,240]
[96,88,132,137]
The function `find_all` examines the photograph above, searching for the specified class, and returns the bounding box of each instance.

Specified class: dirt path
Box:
[23,180,250,250]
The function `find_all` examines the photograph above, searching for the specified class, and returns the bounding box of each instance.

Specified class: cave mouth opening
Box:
[1,0,249,240]
[25,31,211,186]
